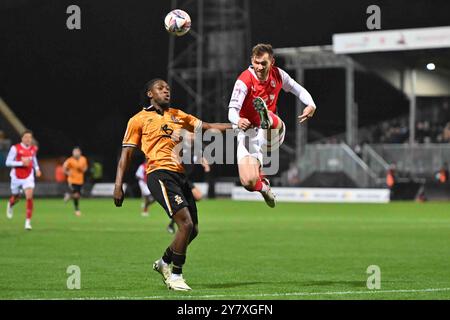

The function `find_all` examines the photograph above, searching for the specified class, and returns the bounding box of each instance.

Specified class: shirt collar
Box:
[144,105,164,115]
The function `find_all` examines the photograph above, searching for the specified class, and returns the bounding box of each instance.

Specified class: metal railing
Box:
[362,144,390,178]
[370,144,450,178]
[299,143,378,187]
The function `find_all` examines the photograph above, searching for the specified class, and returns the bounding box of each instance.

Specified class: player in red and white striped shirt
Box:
[228,43,317,207]
[5,130,41,230]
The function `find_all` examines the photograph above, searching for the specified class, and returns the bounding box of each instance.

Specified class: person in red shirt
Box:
[5,130,41,230]
[228,43,317,207]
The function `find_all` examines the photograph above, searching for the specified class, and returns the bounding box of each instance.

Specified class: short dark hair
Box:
[21,129,33,137]
[252,43,274,58]
[140,78,165,107]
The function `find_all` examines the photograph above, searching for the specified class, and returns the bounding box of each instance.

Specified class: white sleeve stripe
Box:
[278,67,316,109]
[228,79,248,111]
[194,120,203,133]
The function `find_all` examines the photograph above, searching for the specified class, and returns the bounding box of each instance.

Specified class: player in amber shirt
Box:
[63,146,88,216]
[114,78,231,291]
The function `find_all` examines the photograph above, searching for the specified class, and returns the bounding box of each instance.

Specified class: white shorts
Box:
[138,180,151,197]
[237,121,286,164]
[10,174,35,194]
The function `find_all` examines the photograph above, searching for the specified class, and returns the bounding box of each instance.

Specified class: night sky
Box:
[1,0,449,179]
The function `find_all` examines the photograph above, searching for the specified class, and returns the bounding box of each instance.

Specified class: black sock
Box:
[172,252,186,275]
[74,198,79,211]
[162,247,173,264]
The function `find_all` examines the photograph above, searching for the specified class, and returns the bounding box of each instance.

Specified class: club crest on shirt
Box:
[171,115,181,123]
[271,80,276,88]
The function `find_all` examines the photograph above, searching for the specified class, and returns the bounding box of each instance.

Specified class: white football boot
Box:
[166,275,192,291]
[261,178,276,208]
[153,259,172,283]
[25,219,32,230]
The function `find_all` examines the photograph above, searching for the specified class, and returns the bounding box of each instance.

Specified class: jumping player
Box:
[228,43,317,207]
[63,146,88,216]
[135,162,155,216]
[5,130,41,230]
[114,79,231,291]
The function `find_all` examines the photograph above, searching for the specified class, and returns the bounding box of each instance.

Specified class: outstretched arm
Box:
[278,67,317,124]
[113,146,135,207]
[201,122,232,132]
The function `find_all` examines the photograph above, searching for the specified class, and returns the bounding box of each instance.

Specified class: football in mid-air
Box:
[164,9,191,36]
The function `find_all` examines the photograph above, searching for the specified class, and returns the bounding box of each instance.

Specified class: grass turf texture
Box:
[1,199,450,300]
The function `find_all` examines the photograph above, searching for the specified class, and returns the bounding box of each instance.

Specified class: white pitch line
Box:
[39,287,450,300]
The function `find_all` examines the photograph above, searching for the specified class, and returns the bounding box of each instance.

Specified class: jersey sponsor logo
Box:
[161,124,174,137]
[269,94,275,102]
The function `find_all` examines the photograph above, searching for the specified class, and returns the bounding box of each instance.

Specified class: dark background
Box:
[1,0,449,179]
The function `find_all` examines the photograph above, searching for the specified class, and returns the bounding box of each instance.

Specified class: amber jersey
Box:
[122,106,202,174]
[63,156,88,185]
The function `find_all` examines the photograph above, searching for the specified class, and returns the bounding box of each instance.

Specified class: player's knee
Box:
[189,225,199,242]
[177,214,194,233]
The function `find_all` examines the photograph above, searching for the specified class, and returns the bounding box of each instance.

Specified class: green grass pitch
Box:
[1,198,450,300]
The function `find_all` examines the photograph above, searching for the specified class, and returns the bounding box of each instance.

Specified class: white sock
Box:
[170,273,183,281]
[26,218,31,223]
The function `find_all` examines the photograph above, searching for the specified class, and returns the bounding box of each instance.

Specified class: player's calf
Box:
[240,176,259,191]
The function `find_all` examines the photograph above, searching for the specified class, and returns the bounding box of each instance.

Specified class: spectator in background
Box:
[54,158,67,196]
[386,167,396,189]
[287,161,300,187]
[436,163,449,184]
[90,160,103,183]
[443,122,450,142]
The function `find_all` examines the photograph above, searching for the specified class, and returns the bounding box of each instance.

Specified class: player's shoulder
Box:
[237,67,254,86]
[64,157,73,166]
[169,107,189,118]
[274,66,291,80]
[128,109,149,124]
[271,66,284,79]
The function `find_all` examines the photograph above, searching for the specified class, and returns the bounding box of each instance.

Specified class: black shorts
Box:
[147,169,198,225]
[69,184,82,194]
